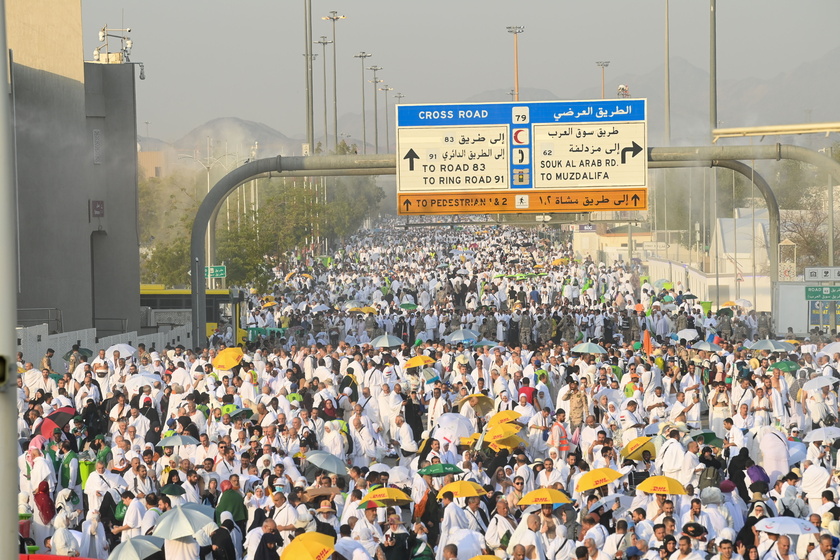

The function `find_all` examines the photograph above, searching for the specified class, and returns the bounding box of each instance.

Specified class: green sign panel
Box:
[205,265,227,279]
[805,286,840,301]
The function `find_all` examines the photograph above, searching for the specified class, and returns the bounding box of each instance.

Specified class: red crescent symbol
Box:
[513,130,523,144]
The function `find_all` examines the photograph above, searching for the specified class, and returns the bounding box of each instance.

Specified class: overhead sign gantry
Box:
[396,99,648,215]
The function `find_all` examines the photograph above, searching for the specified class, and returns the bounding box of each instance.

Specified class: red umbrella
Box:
[39,406,77,438]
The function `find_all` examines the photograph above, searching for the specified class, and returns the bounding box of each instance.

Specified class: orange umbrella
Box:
[405,355,436,369]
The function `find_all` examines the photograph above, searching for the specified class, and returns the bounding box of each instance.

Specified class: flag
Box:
[643,329,653,356]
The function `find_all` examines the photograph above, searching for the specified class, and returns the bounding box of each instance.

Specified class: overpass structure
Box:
[189,145,840,347]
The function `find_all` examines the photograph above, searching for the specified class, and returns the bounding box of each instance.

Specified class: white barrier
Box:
[17,323,193,372]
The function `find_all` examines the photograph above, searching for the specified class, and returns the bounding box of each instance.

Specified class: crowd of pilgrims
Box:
[16,220,840,560]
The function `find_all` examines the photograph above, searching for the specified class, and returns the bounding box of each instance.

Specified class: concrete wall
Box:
[7,1,140,333]
[85,63,141,334]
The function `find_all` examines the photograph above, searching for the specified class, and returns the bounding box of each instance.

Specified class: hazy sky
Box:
[82,1,840,143]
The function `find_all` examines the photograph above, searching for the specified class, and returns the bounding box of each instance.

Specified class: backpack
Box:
[698,466,721,490]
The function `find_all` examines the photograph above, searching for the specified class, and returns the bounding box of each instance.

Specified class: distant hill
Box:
[172,117,301,158]
[147,47,840,156]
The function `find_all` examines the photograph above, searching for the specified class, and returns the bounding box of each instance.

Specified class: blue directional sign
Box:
[396,99,647,196]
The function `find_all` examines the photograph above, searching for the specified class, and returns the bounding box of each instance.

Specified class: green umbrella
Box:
[682,294,699,300]
[400,303,418,310]
[716,308,734,317]
[160,483,186,496]
[63,347,93,361]
[689,430,717,445]
[773,360,799,373]
[418,463,463,477]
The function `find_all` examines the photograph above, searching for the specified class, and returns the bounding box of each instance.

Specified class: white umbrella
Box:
[803,427,840,442]
[433,413,475,444]
[152,505,215,540]
[312,304,330,313]
[676,329,699,341]
[754,516,819,535]
[802,376,839,392]
[125,373,162,394]
[388,466,412,486]
[821,342,840,355]
[692,341,723,352]
[158,434,200,447]
[788,441,807,465]
[370,334,404,348]
[735,298,753,308]
[368,463,391,476]
[589,493,635,513]
[750,339,793,353]
[305,450,349,475]
[107,535,164,560]
[572,342,608,354]
[106,343,137,363]
[448,329,480,342]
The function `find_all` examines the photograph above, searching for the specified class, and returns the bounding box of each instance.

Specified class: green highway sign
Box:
[805,286,840,301]
[205,265,227,279]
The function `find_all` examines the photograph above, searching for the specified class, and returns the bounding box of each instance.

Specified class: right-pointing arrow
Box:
[620,141,643,164]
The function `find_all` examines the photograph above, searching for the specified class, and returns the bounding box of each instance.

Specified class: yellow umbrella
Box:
[347,307,364,313]
[456,394,495,416]
[460,434,480,447]
[488,435,525,452]
[281,532,335,560]
[284,271,296,282]
[487,410,522,428]
[301,273,313,279]
[636,475,687,495]
[263,295,276,301]
[212,347,244,370]
[362,487,413,505]
[361,306,377,314]
[262,301,278,308]
[439,480,485,498]
[722,301,737,307]
[518,488,571,506]
[470,556,502,560]
[575,468,623,493]
[621,436,657,460]
[405,355,436,369]
[485,423,521,442]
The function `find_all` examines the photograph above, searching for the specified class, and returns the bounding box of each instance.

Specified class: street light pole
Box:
[379,84,393,153]
[664,0,671,145]
[315,36,332,151]
[596,61,610,99]
[323,11,345,151]
[506,26,524,101]
[303,0,315,150]
[355,52,372,154]
[368,65,382,153]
